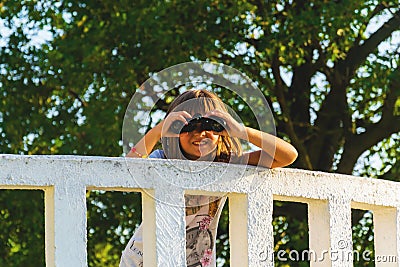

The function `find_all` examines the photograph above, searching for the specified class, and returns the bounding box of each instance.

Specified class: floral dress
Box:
[119,150,226,267]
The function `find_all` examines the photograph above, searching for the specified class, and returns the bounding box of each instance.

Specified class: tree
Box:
[1,0,399,266]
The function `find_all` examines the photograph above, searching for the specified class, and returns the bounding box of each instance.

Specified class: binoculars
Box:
[170,115,226,134]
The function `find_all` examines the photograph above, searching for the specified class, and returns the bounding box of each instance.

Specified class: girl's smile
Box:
[179,128,219,160]
[192,139,208,146]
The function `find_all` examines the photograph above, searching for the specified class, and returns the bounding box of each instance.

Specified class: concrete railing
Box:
[0,154,399,267]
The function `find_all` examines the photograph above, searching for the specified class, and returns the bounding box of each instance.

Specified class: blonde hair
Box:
[161,89,242,162]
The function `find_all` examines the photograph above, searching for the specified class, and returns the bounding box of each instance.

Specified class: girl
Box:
[120,89,297,267]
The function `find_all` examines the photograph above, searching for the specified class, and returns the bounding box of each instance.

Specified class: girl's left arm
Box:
[205,110,298,168]
[240,127,298,168]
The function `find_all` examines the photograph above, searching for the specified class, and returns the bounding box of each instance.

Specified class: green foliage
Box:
[1,0,399,266]
[352,211,374,267]
[273,202,309,266]
[87,191,142,267]
[0,190,44,267]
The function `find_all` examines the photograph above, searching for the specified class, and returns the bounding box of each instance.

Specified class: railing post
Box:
[229,193,249,266]
[44,187,55,267]
[247,177,274,267]
[328,196,353,267]
[142,190,157,267]
[154,185,186,267]
[373,206,399,266]
[45,182,87,267]
[398,207,400,265]
[308,200,331,266]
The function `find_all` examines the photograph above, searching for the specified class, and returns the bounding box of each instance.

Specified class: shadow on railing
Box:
[0,154,399,267]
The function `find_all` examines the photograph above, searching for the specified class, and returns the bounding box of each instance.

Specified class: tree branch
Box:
[339,8,400,78]
[353,2,388,45]
[309,76,348,171]
[272,52,313,169]
[68,89,87,107]
[314,9,400,172]
[337,66,400,174]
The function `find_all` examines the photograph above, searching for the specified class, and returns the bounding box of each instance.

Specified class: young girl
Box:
[120,89,297,267]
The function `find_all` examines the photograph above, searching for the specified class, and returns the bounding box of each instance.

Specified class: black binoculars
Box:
[170,115,226,134]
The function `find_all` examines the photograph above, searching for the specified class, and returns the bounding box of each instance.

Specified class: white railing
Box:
[0,154,399,267]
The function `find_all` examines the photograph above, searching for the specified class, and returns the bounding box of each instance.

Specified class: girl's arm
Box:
[126,121,163,158]
[126,111,192,158]
[205,110,298,168]
[239,127,298,168]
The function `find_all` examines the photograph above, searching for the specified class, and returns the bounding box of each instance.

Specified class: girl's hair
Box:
[161,89,242,162]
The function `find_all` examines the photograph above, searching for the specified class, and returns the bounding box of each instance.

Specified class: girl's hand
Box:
[160,111,192,137]
[204,110,246,139]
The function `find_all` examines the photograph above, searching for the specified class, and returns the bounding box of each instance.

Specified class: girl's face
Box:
[179,124,220,160]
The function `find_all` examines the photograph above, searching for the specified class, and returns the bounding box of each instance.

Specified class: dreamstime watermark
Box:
[259,241,398,263]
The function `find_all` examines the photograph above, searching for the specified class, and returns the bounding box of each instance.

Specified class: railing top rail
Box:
[1,154,399,208]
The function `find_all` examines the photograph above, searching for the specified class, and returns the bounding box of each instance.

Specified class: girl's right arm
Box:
[126,121,164,158]
[126,111,192,158]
